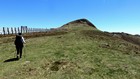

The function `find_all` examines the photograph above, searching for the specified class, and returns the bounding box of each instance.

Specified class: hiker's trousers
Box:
[16,45,23,58]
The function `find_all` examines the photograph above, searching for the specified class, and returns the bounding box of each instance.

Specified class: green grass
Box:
[0,27,140,79]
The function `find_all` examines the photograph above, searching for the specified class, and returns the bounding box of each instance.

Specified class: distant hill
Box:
[60,18,140,46]
[60,18,97,30]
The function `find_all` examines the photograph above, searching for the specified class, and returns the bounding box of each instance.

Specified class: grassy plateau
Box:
[0,25,140,79]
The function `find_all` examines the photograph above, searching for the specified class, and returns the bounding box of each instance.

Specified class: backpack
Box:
[14,35,23,45]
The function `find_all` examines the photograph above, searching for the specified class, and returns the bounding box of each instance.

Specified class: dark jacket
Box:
[14,35,24,47]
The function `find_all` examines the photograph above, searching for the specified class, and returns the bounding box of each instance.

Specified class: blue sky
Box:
[0,0,140,34]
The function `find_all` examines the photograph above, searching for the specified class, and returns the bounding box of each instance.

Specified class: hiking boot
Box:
[20,56,22,58]
[16,56,19,59]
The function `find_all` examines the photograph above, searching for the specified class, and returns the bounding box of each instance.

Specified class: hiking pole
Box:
[23,44,26,58]
[14,45,17,58]
[14,48,16,58]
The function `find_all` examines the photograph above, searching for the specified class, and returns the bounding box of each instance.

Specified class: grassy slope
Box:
[0,26,140,79]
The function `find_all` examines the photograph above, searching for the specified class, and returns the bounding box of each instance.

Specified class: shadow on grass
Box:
[4,58,19,63]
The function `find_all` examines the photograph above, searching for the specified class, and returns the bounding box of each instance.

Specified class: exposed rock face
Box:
[111,32,140,46]
[61,18,97,29]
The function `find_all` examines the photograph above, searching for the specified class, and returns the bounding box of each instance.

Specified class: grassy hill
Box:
[0,19,140,79]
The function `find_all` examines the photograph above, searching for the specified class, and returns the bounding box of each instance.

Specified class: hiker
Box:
[14,33,26,59]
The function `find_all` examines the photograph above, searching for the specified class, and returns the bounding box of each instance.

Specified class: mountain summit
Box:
[61,18,97,29]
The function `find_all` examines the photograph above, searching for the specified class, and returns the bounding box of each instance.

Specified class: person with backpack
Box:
[14,33,26,59]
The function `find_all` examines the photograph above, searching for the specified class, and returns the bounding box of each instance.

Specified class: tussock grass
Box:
[0,27,140,79]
